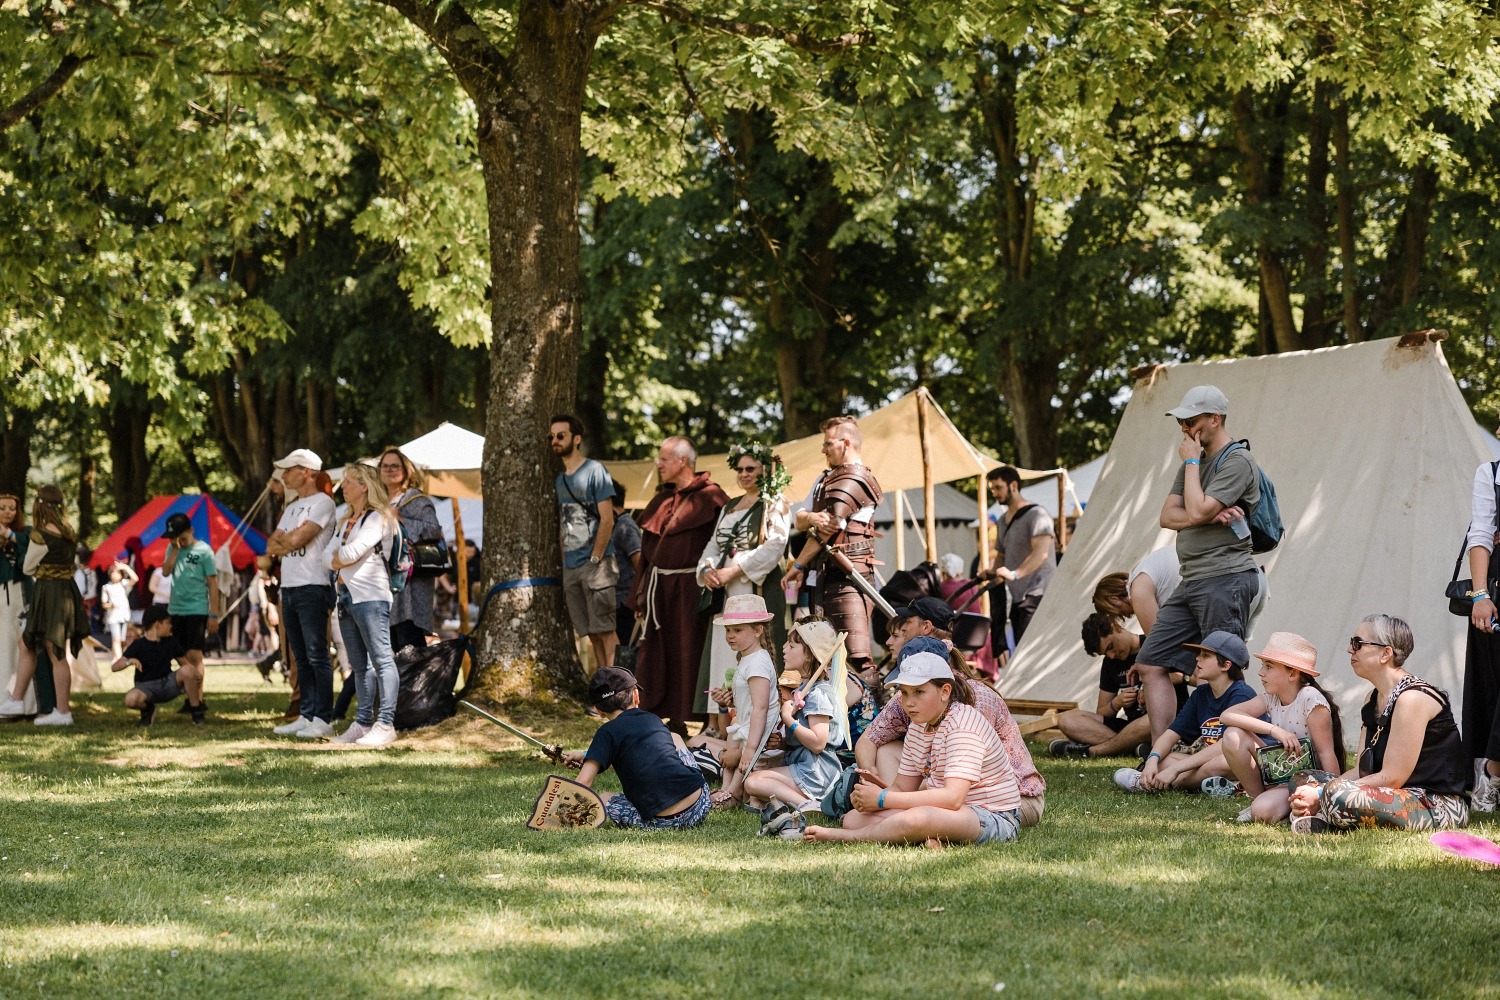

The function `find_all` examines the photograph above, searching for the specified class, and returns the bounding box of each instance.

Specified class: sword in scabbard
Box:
[823,543,898,619]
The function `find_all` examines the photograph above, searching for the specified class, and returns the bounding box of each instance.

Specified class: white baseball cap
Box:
[1165,385,1229,419]
[273,448,323,472]
[883,651,955,688]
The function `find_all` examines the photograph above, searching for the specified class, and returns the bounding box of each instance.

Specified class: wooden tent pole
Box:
[453,497,471,684]
[1057,472,1069,554]
[916,389,937,563]
[892,490,907,571]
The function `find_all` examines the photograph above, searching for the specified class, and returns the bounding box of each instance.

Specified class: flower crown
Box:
[727,440,792,500]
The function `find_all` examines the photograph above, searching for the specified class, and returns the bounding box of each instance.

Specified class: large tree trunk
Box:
[467,1,601,699]
[107,399,151,524]
[1333,99,1361,341]
[996,347,1061,470]
[0,406,33,495]
[1368,161,1439,334]
[76,451,96,541]
[1233,87,1301,354]
[1301,81,1334,348]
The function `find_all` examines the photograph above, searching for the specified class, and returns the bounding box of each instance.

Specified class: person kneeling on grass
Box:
[1116,630,1260,794]
[110,605,203,727]
[1051,613,1189,760]
[562,667,710,831]
[805,651,1021,847]
[1219,632,1345,825]
[742,622,848,832]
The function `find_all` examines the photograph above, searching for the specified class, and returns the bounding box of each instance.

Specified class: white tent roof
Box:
[1001,334,1489,735]
[400,422,484,499]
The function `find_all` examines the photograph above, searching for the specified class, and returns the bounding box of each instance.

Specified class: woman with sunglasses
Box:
[1287,615,1468,834]
[693,442,791,737]
[378,447,442,656]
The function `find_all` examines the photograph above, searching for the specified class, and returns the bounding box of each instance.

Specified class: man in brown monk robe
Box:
[627,437,729,736]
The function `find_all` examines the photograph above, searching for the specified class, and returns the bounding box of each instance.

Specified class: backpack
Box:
[384,517,414,593]
[358,510,414,594]
[1210,440,1284,553]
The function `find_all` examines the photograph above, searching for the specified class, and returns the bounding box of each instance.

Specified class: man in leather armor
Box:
[782,417,883,673]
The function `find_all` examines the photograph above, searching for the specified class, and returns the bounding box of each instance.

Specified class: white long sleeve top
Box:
[1467,461,1500,554]
[696,495,791,587]
[324,509,394,606]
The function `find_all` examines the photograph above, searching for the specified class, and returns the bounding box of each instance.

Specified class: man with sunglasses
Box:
[550,415,618,671]
[1133,385,1264,744]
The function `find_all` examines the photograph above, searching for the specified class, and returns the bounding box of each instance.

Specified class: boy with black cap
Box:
[561,666,710,830]
[883,595,957,662]
[161,512,216,723]
[111,605,203,726]
[1115,630,1260,793]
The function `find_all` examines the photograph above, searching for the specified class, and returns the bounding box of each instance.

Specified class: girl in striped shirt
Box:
[804,651,1021,846]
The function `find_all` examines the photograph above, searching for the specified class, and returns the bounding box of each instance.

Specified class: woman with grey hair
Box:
[1287,614,1469,834]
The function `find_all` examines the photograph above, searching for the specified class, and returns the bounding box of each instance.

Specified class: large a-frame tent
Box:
[1001,333,1488,735]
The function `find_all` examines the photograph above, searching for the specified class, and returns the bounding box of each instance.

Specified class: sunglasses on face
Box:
[1348,637,1391,652]
[549,433,571,440]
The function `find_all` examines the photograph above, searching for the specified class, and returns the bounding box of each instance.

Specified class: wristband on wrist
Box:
[1147,751,1161,761]
[1183,458,1200,466]
[793,561,807,572]
[877,789,887,809]
[787,720,799,734]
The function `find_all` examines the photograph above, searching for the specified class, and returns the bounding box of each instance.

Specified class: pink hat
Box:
[1254,631,1319,677]
[712,593,775,626]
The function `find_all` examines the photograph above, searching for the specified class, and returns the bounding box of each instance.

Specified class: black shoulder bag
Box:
[1445,460,1500,616]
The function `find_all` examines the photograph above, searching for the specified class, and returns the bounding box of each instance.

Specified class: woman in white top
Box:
[1463,453,1500,810]
[693,443,791,736]
[326,463,401,747]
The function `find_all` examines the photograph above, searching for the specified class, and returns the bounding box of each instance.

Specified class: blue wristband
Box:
[1183,458,1200,466]
[1147,751,1161,761]
[787,721,799,735]
[877,789,887,809]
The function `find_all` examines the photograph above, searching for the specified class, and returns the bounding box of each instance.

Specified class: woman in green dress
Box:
[0,488,43,715]
[3,485,87,726]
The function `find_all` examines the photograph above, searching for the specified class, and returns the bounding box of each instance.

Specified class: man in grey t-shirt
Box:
[1133,385,1262,742]
[980,465,1055,647]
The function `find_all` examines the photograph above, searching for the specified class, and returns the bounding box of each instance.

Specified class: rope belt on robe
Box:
[642,565,697,631]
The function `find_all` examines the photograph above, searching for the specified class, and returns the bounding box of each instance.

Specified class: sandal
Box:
[710,788,741,810]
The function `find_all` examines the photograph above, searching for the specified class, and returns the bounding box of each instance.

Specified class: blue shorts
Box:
[603,749,710,830]
[969,805,1022,844]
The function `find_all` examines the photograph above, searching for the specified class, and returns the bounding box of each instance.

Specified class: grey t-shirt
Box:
[1171,443,1260,581]
[1001,504,1055,601]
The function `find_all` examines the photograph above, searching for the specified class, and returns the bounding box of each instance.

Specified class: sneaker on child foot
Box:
[34,710,74,726]
[297,718,334,739]
[1048,739,1092,759]
[1235,806,1254,824]
[332,722,371,745]
[1201,776,1238,797]
[273,716,311,736]
[1290,814,1328,835]
[0,696,28,717]
[1472,760,1499,813]
[354,722,397,747]
[138,703,157,727]
[1113,767,1144,793]
[189,703,206,726]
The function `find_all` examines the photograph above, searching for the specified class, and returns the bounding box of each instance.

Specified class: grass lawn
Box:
[3,665,1498,999]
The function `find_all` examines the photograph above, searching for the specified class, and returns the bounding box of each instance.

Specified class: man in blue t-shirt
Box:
[551,415,619,670]
[162,512,217,723]
[1116,630,1261,793]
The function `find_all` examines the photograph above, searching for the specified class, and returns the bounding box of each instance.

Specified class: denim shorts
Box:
[969,805,1022,844]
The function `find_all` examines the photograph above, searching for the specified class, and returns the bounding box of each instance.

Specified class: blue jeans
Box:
[337,597,399,728]
[282,585,334,722]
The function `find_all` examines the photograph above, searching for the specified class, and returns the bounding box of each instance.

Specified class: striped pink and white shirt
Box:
[898,701,1019,812]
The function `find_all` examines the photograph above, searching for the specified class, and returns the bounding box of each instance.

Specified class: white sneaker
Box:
[0,696,28,717]
[273,716,311,736]
[296,718,334,739]
[1472,762,1500,813]
[332,722,371,745]
[354,722,397,747]
[1236,806,1254,824]
[1113,767,1144,793]
[34,710,74,727]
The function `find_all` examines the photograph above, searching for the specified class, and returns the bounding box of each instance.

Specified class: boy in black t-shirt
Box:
[1051,613,1190,759]
[110,605,202,726]
[561,667,708,830]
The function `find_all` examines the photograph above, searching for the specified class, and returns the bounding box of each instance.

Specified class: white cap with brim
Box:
[883,650,954,688]
[273,448,323,472]
[1165,385,1230,420]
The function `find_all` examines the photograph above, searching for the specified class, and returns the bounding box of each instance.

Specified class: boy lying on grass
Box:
[561,667,710,830]
[1115,630,1260,794]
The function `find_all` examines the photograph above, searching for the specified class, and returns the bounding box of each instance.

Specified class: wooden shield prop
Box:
[526,775,607,831]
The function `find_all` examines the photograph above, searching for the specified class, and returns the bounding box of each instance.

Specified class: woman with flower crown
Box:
[693,442,792,736]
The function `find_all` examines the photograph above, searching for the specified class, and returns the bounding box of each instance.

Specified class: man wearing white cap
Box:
[1134,385,1263,743]
[265,449,338,739]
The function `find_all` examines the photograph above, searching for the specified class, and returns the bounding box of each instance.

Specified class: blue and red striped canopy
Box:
[89,494,267,572]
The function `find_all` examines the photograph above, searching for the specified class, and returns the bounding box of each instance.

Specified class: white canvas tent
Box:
[1002,333,1488,736]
